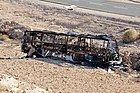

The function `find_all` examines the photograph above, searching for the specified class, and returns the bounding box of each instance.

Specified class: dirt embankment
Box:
[0,0,140,93]
[1,0,140,34]
[1,0,140,70]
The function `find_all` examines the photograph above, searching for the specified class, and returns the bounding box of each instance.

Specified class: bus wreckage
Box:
[22,30,122,66]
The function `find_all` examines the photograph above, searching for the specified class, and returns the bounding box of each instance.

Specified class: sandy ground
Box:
[0,0,140,93]
[0,41,139,93]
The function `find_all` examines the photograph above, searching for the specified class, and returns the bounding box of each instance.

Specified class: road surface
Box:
[42,0,140,17]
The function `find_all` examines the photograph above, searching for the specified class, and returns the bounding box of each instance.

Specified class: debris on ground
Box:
[64,5,77,10]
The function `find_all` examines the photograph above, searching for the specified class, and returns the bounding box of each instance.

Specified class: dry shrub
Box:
[130,53,140,71]
[121,52,140,71]
[0,34,9,41]
[122,28,139,43]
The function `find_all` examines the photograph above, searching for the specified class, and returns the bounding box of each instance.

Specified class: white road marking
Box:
[73,0,79,1]
[114,6,128,9]
[89,2,103,6]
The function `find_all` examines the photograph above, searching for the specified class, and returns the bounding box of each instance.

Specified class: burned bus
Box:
[22,30,122,66]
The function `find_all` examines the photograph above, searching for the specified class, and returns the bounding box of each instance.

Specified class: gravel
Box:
[0,0,140,93]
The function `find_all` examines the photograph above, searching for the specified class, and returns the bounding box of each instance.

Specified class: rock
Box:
[0,76,19,88]
[0,73,48,93]
[7,29,24,39]
[25,87,48,93]
[118,71,130,77]
[64,5,77,10]
[0,20,30,39]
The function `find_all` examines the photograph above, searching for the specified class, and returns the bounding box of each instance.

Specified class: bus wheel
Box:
[35,49,43,58]
[72,54,82,64]
[81,61,88,66]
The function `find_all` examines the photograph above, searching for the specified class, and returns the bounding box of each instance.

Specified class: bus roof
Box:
[25,30,115,41]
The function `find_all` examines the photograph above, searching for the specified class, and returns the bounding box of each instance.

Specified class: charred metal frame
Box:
[22,30,121,66]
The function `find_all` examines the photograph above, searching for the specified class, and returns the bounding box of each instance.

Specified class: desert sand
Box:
[0,0,140,93]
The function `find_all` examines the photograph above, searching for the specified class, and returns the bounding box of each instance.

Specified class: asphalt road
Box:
[44,0,140,17]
